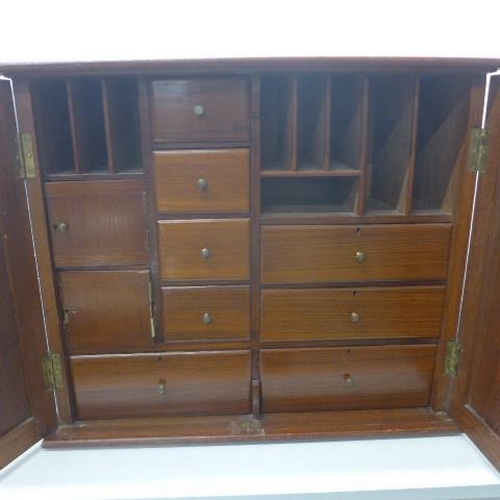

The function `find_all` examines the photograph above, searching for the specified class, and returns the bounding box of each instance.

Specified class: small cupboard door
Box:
[0,80,56,470]
[448,76,500,470]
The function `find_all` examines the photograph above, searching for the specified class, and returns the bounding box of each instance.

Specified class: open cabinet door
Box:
[448,75,500,470]
[0,79,57,469]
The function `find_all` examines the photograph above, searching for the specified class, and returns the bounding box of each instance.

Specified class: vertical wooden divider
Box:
[250,76,262,416]
[323,75,332,170]
[66,80,83,173]
[287,76,298,171]
[401,76,420,215]
[356,76,370,216]
[101,80,116,173]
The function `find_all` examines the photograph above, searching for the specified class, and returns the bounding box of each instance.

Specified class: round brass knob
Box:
[200,248,211,259]
[343,373,354,386]
[194,105,205,116]
[202,312,212,324]
[54,222,69,233]
[350,312,360,323]
[197,178,208,191]
[157,379,167,395]
[355,251,365,263]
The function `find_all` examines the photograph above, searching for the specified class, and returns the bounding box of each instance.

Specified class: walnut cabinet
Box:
[1,58,500,471]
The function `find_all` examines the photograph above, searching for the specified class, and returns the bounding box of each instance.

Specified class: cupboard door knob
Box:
[157,380,167,395]
[54,222,69,233]
[200,248,211,259]
[343,373,354,386]
[355,251,365,263]
[197,178,208,191]
[194,105,205,116]
[202,312,212,324]
[350,312,360,323]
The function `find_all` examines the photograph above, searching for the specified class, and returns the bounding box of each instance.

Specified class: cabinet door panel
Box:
[59,270,153,353]
[151,78,250,143]
[261,286,446,341]
[261,345,436,413]
[71,351,251,419]
[45,180,149,267]
[262,224,451,284]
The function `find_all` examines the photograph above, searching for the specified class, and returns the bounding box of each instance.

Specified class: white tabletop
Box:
[1,435,500,500]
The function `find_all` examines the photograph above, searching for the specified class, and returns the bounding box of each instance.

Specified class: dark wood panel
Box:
[260,345,436,413]
[59,270,153,353]
[261,286,446,341]
[71,351,251,419]
[162,286,250,341]
[261,224,451,284]
[158,219,250,281]
[154,149,250,213]
[45,180,149,267]
[151,78,250,143]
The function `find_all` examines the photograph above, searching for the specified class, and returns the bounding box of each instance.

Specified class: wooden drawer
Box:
[151,78,250,143]
[154,149,250,214]
[158,219,250,281]
[45,180,149,268]
[261,286,446,341]
[71,350,251,419]
[260,345,436,413]
[59,270,153,353]
[162,286,250,341]
[261,224,451,284]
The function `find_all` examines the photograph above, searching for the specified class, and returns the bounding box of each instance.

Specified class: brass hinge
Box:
[468,128,489,173]
[17,133,36,179]
[42,353,64,391]
[149,281,156,339]
[444,341,462,377]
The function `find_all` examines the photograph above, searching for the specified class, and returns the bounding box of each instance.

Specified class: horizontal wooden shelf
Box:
[261,169,360,178]
[44,169,144,182]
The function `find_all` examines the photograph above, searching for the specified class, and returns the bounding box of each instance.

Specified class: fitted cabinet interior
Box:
[2,60,500,471]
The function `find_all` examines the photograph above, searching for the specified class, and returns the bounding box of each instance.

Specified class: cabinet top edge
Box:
[2,56,500,78]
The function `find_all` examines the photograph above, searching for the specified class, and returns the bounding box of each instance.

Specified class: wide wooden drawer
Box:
[154,149,250,213]
[45,180,149,268]
[151,78,250,143]
[71,350,251,419]
[260,286,446,341]
[260,345,436,413]
[162,286,250,341]
[158,219,250,281]
[59,270,153,354]
[261,224,451,284]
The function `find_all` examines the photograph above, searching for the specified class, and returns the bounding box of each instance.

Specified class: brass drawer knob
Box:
[350,312,360,323]
[200,248,211,259]
[194,105,205,116]
[54,222,69,233]
[355,251,365,263]
[197,178,208,191]
[343,373,354,386]
[202,312,212,324]
[157,379,167,395]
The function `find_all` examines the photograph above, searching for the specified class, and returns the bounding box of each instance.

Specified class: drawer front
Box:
[261,224,451,284]
[260,345,436,413]
[151,78,250,143]
[45,180,149,267]
[162,286,250,341]
[154,149,250,213]
[71,350,251,419]
[158,219,250,281]
[261,286,446,341]
[59,270,153,353]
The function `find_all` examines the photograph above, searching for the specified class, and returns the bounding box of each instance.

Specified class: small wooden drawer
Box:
[154,149,250,214]
[45,180,149,268]
[71,350,251,419]
[261,286,446,341]
[150,78,250,144]
[158,219,250,281]
[261,224,451,284]
[260,345,436,413]
[162,286,250,341]
[59,270,153,353]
